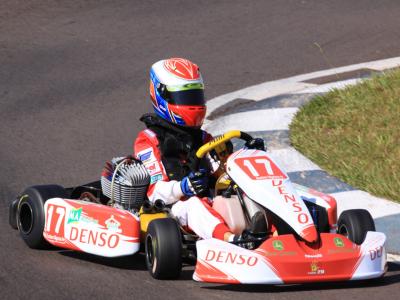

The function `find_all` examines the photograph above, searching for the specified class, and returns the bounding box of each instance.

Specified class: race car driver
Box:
[134,58,264,242]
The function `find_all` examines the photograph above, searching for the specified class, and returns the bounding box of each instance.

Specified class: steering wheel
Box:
[192,130,254,170]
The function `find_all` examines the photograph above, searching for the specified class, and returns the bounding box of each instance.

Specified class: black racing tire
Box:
[145,218,182,279]
[337,209,375,245]
[17,185,67,249]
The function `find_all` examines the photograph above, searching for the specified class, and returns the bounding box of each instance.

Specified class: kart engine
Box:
[101,157,150,211]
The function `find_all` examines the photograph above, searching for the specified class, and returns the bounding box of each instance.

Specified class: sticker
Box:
[308,261,325,275]
[105,215,122,233]
[67,208,82,224]
[139,150,152,161]
[334,237,344,247]
[145,161,162,176]
[150,173,163,184]
[137,148,154,162]
[204,250,258,267]
[81,215,99,225]
[305,254,322,258]
[369,246,383,261]
[272,240,284,251]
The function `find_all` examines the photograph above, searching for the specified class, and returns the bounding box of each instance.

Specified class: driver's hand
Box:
[180,169,209,197]
[245,138,266,151]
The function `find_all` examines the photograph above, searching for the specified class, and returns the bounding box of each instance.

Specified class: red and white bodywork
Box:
[194,149,387,284]
[194,232,386,284]
[43,198,140,257]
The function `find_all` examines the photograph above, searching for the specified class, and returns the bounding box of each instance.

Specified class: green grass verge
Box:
[290,69,400,203]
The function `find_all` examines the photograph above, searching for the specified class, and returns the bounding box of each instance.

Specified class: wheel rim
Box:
[19,202,33,234]
[146,235,155,269]
[338,224,349,238]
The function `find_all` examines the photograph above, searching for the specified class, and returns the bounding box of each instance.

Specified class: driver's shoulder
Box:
[136,129,159,144]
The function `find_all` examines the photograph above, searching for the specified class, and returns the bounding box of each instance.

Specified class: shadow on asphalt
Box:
[58,250,198,277]
[201,262,400,293]
[58,251,147,270]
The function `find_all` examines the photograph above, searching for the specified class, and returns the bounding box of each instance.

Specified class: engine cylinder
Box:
[101,157,150,210]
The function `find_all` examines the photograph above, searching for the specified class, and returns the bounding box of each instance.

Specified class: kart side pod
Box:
[43,198,141,257]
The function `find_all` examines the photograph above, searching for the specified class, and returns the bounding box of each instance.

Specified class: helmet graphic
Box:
[149,58,206,127]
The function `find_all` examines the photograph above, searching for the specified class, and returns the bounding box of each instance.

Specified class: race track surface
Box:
[1,1,400,299]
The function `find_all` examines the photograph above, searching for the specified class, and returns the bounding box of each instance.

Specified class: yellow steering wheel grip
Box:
[195,130,248,159]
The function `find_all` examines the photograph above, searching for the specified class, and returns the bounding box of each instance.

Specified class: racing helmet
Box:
[149,58,206,128]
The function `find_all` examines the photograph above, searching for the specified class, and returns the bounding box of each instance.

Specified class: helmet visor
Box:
[165,84,205,106]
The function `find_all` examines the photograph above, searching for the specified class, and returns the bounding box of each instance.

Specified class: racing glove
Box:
[180,169,209,197]
[245,138,266,151]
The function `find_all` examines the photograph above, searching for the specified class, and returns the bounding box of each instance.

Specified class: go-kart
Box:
[9,130,387,283]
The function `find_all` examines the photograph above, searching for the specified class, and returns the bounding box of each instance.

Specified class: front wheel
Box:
[145,218,182,279]
[337,209,375,245]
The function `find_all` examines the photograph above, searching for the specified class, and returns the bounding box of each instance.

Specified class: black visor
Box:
[165,89,205,106]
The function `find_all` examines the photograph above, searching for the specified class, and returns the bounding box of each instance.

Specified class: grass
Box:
[290,69,400,203]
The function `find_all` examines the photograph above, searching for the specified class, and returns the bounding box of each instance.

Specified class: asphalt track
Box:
[1,1,400,299]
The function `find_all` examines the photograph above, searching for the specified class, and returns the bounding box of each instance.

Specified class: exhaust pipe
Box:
[154,199,165,212]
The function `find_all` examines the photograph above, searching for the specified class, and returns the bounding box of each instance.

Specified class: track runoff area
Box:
[204,56,400,263]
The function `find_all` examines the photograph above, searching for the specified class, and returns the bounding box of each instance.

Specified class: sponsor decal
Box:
[67,208,98,225]
[305,254,323,258]
[272,180,310,224]
[272,240,284,251]
[150,173,163,184]
[328,248,357,254]
[69,227,120,249]
[334,237,344,247]
[145,161,162,176]
[81,215,99,225]
[369,246,383,261]
[139,150,152,161]
[204,250,258,267]
[105,215,122,233]
[44,233,66,244]
[308,261,325,275]
[67,207,82,224]
[258,250,297,257]
[138,147,154,162]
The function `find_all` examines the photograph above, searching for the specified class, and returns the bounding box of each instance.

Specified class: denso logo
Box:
[369,246,384,261]
[272,180,310,224]
[205,250,258,266]
[69,227,120,248]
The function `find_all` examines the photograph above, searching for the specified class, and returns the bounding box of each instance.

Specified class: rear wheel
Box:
[145,218,182,279]
[337,209,375,245]
[17,185,66,249]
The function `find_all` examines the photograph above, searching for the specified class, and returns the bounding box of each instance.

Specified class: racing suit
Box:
[134,114,231,240]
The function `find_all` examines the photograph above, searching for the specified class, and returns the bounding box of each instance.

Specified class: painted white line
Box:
[284,56,400,82]
[388,253,400,264]
[207,56,400,116]
[206,82,314,114]
[268,148,322,173]
[332,190,400,218]
[207,82,313,115]
[293,78,362,94]
[203,107,298,134]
